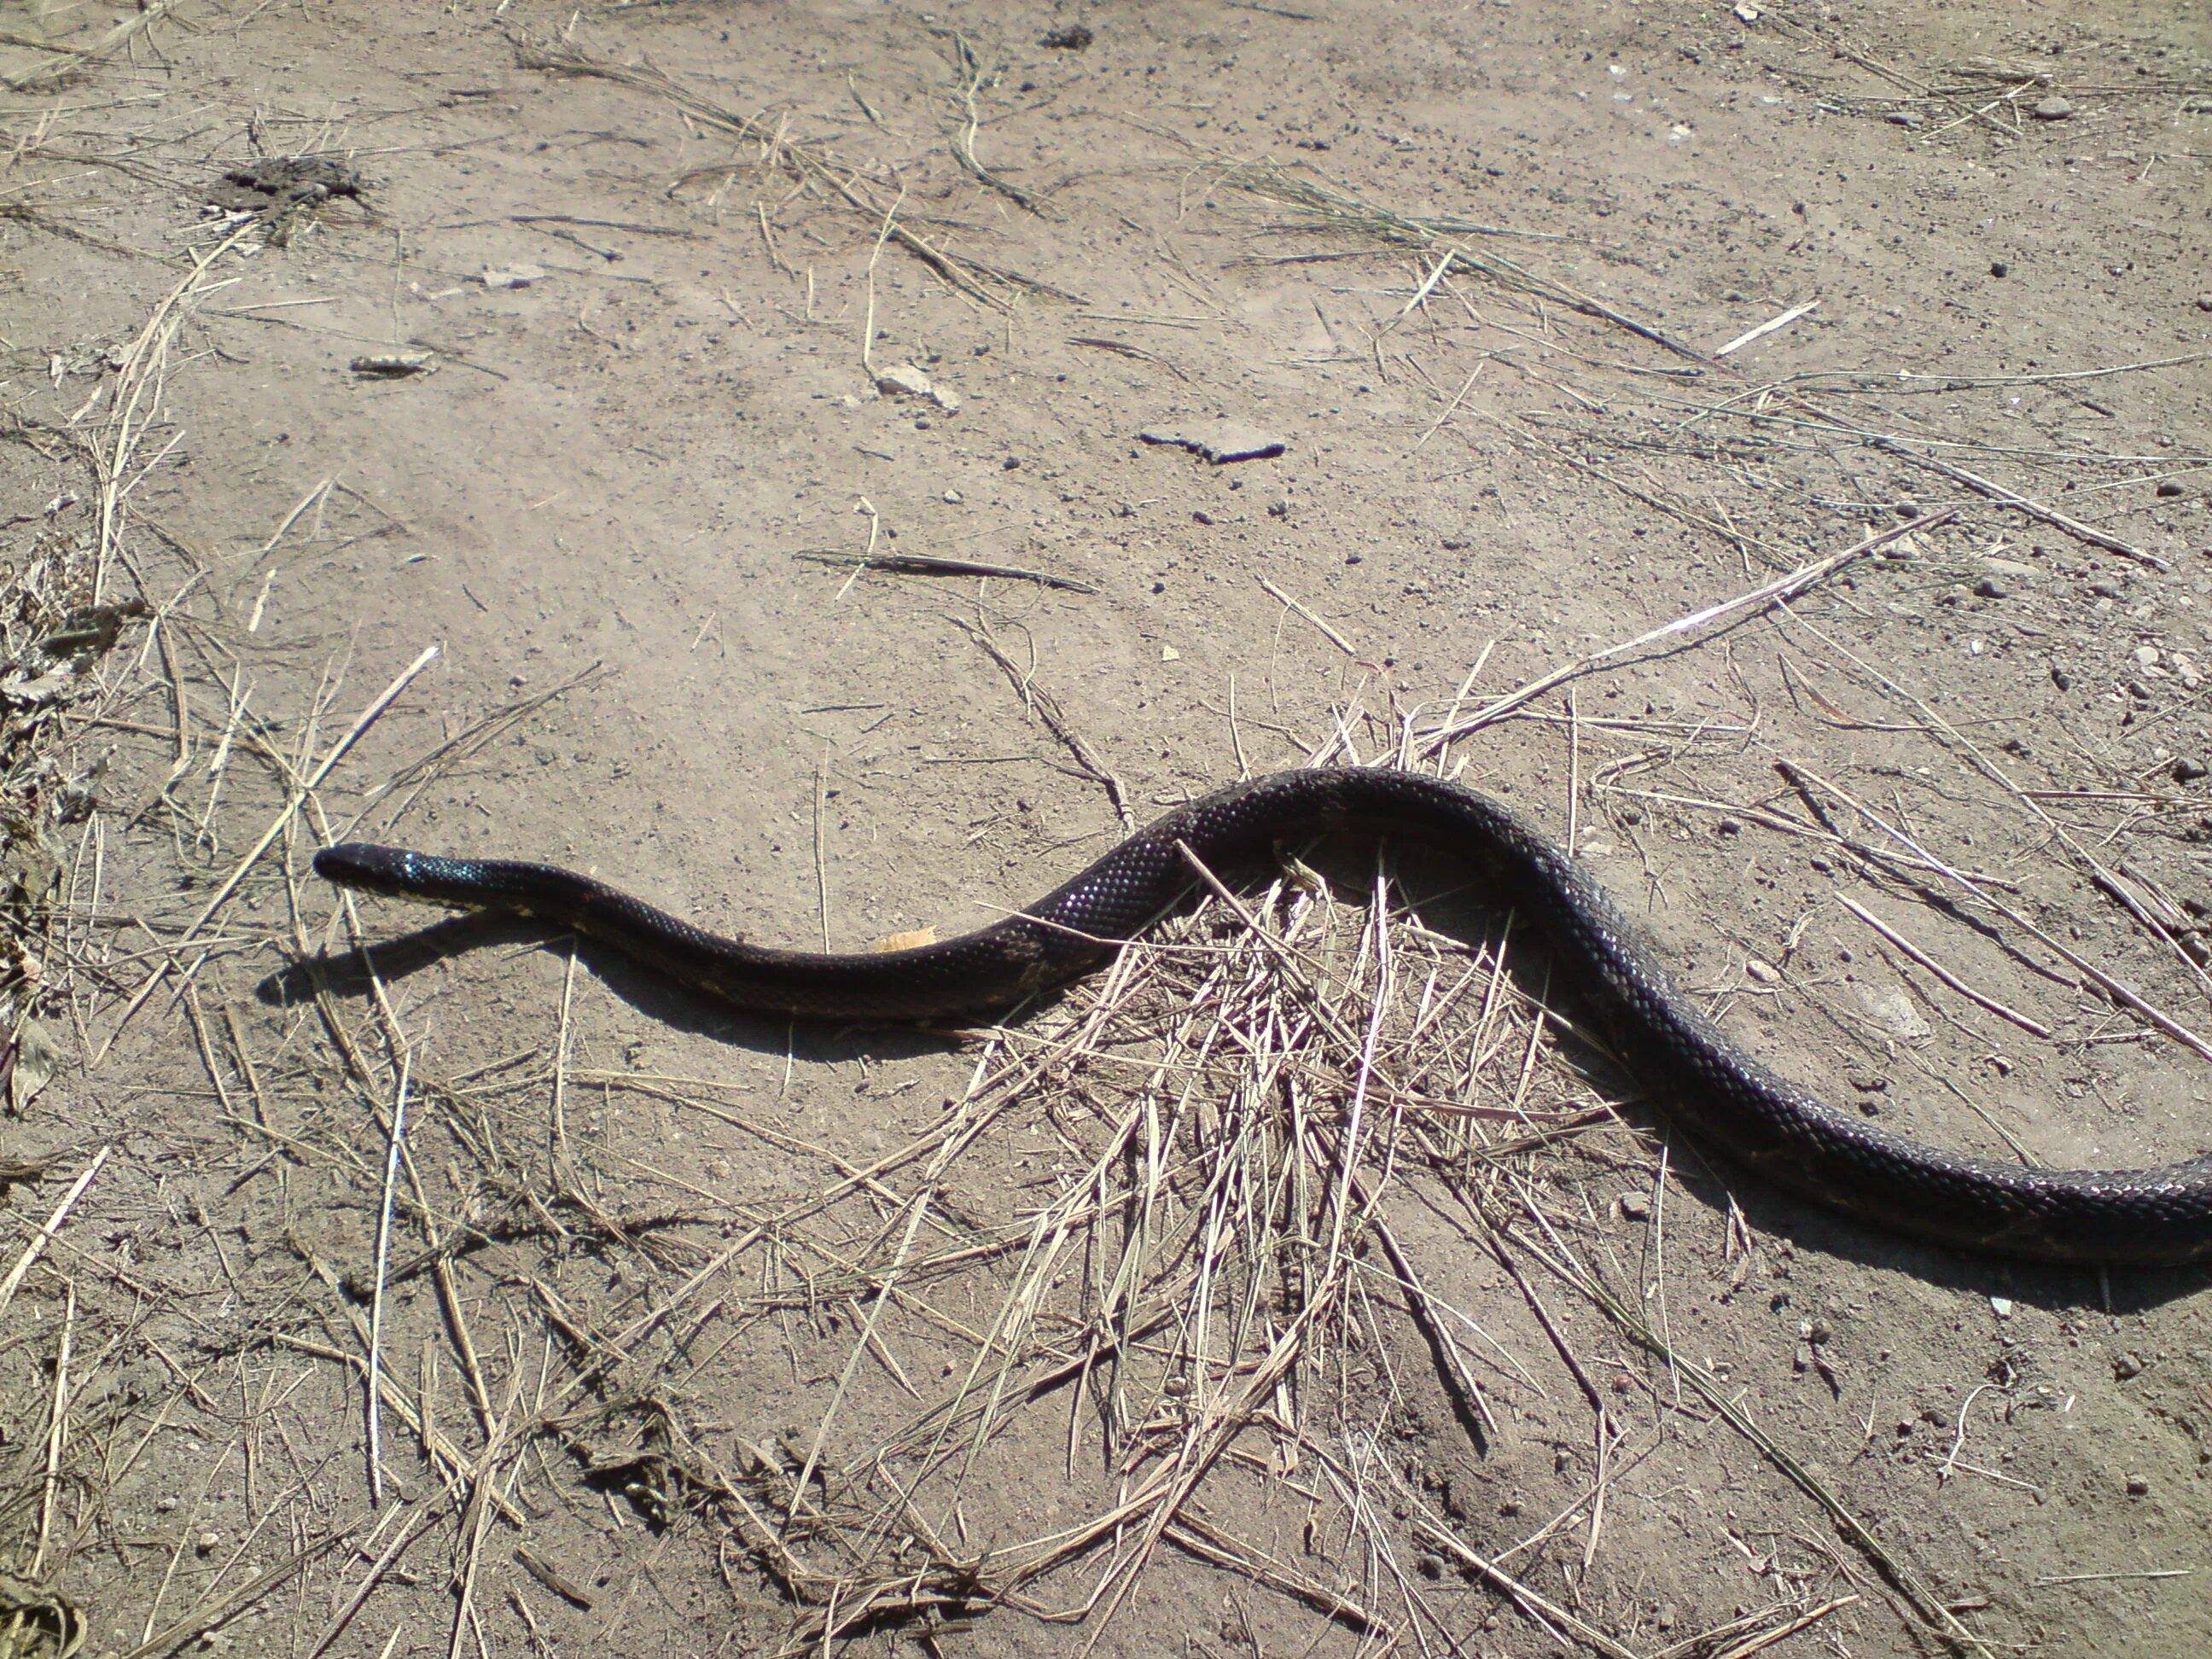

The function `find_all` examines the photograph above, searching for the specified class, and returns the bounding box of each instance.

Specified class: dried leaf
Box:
[7,1015,59,1115]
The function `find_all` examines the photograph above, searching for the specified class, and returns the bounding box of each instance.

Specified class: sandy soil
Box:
[3,1,2209,1655]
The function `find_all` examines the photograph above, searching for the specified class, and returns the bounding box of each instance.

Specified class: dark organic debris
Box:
[1138,422,1288,464]
[1040,24,1094,49]
[349,352,437,379]
[209,154,364,213]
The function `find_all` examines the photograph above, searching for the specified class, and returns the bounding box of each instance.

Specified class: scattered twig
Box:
[364,1053,413,1507]
[934,29,1044,212]
[514,37,1077,306]
[1835,894,2054,1040]
[1715,300,1819,358]
[1258,576,1360,658]
[0,1147,109,1320]
[1420,510,1953,752]
[1869,438,2168,571]
[797,549,1097,594]
[113,1528,358,1659]
[89,644,439,1064]
[957,620,1132,829]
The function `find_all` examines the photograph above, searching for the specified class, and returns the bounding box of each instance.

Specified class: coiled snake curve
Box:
[316,767,2212,1266]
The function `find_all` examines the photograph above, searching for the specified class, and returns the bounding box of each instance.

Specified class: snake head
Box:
[316,844,492,911]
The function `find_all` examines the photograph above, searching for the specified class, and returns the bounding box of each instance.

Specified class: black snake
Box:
[316,767,2212,1266]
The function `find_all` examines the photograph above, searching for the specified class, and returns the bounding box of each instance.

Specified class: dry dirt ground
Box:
[2,2,2210,1656]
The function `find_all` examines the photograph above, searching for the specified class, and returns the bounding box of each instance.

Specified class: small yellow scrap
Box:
[872,928,940,953]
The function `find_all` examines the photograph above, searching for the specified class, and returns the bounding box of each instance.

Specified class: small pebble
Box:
[1716,817,1742,835]
[1974,577,2008,599]
[1989,1296,2013,1319]
[2156,480,2184,498]
[2173,758,2208,783]
[2197,294,2212,313]
[2031,96,2075,120]
[1417,1552,1446,1580]
[1620,1191,1651,1220]
[1746,958,1778,984]
[1988,260,2009,278]
[2114,1351,2145,1379]
[2126,1475,2151,1497]
[2050,665,2072,690]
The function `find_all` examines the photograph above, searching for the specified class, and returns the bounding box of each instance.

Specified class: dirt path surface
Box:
[3,3,2209,1656]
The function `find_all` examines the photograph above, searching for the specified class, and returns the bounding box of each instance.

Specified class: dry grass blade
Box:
[1550,1256,1994,1658]
[1834,894,2054,1040]
[932,28,1044,213]
[957,619,1133,829]
[1221,162,1704,358]
[3,0,188,91]
[512,36,1074,306]
[796,548,1098,594]
[354,661,604,822]
[674,810,1740,1651]
[88,644,438,1063]
[110,1528,358,1659]
[0,1148,108,1320]
[1420,510,1953,752]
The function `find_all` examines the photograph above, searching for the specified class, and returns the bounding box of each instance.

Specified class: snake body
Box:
[316,768,2212,1266]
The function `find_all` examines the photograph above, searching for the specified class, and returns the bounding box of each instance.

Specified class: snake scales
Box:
[316,767,2212,1266]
